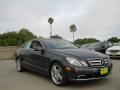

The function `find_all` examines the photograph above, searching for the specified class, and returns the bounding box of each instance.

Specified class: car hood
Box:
[107,46,120,50]
[49,48,107,60]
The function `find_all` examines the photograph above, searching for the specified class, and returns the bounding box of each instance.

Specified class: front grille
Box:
[88,58,109,67]
[89,60,102,66]
[110,50,119,53]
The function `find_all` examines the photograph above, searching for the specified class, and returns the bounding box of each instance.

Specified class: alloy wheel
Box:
[16,58,22,72]
[51,64,63,85]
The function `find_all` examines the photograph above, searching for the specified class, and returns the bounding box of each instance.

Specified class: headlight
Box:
[66,57,88,67]
[80,61,88,67]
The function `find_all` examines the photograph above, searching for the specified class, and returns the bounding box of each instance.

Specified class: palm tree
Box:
[70,24,77,42]
[48,17,54,37]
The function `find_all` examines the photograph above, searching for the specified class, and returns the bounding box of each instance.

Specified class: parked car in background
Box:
[80,41,113,53]
[106,42,120,58]
[15,38,112,86]
[80,43,93,48]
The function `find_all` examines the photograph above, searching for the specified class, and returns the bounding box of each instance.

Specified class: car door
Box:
[29,40,50,72]
[19,41,33,64]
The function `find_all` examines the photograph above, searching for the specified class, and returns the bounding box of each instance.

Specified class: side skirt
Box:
[22,61,49,76]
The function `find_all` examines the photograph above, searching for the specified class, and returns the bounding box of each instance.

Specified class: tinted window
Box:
[101,42,108,47]
[108,42,113,47]
[22,41,31,49]
[44,39,78,49]
[30,40,42,49]
[81,44,91,48]
[94,43,101,48]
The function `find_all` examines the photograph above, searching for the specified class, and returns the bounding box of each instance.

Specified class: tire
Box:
[16,58,24,72]
[50,62,66,86]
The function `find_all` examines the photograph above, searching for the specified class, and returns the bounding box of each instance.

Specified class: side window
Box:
[30,40,42,49]
[22,41,31,49]
[108,42,113,47]
[95,43,100,48]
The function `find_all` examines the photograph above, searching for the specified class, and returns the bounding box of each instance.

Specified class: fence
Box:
[0,46,18,60]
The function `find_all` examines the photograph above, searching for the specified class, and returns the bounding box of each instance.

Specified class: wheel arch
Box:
[15,56,22,62]
[48,60,63,76]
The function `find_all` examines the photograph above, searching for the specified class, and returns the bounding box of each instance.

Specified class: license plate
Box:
[100,67,108,75]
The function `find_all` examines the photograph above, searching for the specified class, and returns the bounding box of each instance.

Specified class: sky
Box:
[0,0,119,41]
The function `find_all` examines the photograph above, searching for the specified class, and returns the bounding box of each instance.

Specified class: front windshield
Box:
[43,39,78,49]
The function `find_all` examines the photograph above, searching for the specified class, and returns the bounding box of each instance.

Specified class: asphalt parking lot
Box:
[0,59,120,90]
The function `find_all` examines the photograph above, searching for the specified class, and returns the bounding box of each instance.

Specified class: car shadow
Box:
[65,78,111,87]
[21,69,111,87]
[22,69,51,81]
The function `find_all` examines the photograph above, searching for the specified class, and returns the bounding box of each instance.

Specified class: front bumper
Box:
[106,51,120,58]
[109,55,120,58]
[65,63,112,81]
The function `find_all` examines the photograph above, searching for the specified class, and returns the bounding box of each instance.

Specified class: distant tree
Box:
[0,31,18,46]
[50,34,63,39]
[18,28,37,45]
[70,24,77,42]
[48,17,54,37]
[0,28,37,46]
[74,38,100,46]
[107,37,120,43]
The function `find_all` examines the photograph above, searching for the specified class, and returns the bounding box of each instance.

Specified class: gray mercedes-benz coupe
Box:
[15,38,112,86]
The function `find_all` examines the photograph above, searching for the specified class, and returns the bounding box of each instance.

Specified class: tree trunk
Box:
[50,24,52,37]
[73,32,74,43]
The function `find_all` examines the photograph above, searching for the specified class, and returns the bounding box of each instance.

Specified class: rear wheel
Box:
[16,58,23,72]
[50,62,66,86]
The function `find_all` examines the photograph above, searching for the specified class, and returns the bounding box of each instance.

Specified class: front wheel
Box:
[16,58,23,72]
[50,62,66,86]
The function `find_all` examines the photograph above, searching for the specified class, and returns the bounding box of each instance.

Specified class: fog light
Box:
[77,75,86,78]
